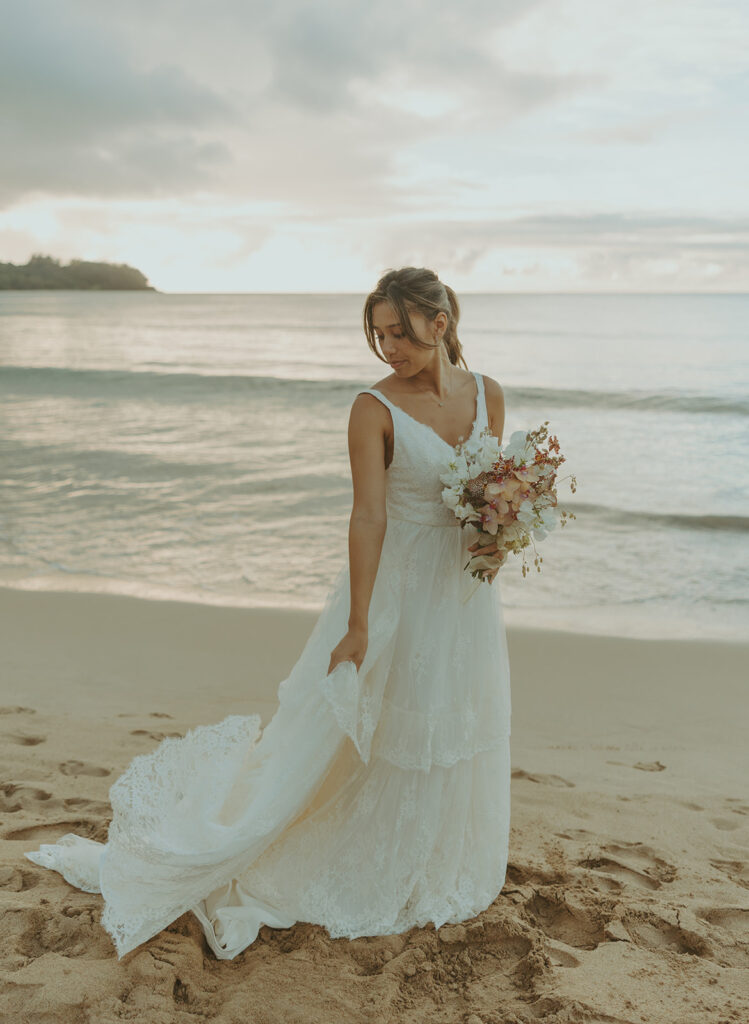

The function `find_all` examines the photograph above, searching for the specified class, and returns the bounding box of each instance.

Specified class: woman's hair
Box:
[362,267,468,369]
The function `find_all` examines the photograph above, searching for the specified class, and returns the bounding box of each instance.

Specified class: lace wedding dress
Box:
[24,370,512,961]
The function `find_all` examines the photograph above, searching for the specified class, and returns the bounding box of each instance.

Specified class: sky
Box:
[1,0,747,293]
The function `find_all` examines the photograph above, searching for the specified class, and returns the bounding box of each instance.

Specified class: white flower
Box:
[532,508,559,539]
[441,485,462,510]
[516,498,536,528]
[476,439,501,473]
[502,429,532,463]
[447,453,469,479]
[539,507,559,531]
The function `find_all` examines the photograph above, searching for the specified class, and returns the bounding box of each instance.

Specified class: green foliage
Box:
[0,253,156,290]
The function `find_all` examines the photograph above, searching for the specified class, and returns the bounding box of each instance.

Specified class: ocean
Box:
[1,290,747,641]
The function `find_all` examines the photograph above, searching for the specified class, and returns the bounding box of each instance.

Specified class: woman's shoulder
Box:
[478,372,504,398]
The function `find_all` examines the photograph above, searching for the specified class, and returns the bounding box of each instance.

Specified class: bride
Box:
[25,266,513,961]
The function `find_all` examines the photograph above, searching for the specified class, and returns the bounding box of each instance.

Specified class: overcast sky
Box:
[1,0,746,292]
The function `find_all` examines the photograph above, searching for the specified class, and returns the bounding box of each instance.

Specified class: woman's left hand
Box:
[467,537,505,584]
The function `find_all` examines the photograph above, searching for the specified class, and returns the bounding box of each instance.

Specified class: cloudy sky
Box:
[1,0,746,292]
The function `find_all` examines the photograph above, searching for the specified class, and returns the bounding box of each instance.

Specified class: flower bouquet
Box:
[439,421,576,601]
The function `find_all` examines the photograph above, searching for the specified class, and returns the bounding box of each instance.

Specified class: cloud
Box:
[2,0,747,290]
[366,212,749,287]
[0,2,234,205]
[1,0,584,213]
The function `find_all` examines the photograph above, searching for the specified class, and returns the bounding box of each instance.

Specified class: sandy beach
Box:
[1,584,747,1023]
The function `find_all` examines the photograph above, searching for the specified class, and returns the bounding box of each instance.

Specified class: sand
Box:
[1,585,747,1024]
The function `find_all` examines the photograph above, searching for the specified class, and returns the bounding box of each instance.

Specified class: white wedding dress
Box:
[24,370,512,960]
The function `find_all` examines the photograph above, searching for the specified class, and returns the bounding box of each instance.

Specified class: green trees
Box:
[0,254,155,290]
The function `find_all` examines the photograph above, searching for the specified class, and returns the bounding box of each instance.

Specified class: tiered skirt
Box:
[25,516,512,960]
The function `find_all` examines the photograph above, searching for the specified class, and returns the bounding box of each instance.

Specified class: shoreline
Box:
[0,578,745,645]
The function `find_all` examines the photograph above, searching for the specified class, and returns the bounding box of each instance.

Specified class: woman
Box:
[25,266,513,961]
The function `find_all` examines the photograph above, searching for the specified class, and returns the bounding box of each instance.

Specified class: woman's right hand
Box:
[328,626,368,675]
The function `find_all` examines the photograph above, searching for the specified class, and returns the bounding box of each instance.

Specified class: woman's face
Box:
[372,301,446,375]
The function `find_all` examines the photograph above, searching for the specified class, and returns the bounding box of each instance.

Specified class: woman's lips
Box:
[390,360,404,368]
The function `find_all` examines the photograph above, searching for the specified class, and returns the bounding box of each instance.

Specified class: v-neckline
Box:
[371,371,481,450]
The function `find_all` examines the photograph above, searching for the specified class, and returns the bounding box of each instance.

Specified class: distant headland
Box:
[0,254,156,291]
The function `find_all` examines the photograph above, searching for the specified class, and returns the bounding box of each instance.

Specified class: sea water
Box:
[1,290,747,641]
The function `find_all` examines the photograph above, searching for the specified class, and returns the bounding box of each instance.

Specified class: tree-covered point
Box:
[0,254,156,290]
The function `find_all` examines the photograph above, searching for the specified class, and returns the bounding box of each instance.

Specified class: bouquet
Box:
[439,421,576,601]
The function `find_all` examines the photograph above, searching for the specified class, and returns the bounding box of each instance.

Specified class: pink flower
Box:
[480,506,502,535]
[514,464,541,483]
[498,478,524,501]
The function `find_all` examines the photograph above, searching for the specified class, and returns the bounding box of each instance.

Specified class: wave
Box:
[510,385,749,416]
[568,501,749,533]
[2,365,748,416]
[0,365,357,401]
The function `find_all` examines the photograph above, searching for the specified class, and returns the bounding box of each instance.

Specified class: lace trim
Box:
[107,713,263,859]
[24,834,104,894]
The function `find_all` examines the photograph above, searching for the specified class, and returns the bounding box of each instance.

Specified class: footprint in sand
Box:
[724,799,749,816]
[554,829,593,841]
[544,937,583,968]
[130,729,183,741]
[505,860,569,888]
[582,855,660,890]
[697,907,749,935]
[511,769,575,789]
[0,706,37,715]
[63,796,111,815]
[579,868,624,895]
[580,840,676,890]
[0,865,41,891]
[0,783,53,813]
[523,889,605,950]
[6,818,108,843]
[711,817,741,832]
[15,903,114,960]
[4,733,46,746]
[624,912,711,958]
[710,859,749,890]
[59,760,111,777]
[118,711,174,721]
[606,759,666,772]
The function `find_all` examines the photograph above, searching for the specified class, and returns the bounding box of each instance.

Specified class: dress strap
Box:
[356,388,397,414]
[472,371,487,429]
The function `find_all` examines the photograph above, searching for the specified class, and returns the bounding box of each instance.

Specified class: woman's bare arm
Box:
[326,394,389,675]
[346,394,388,630]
